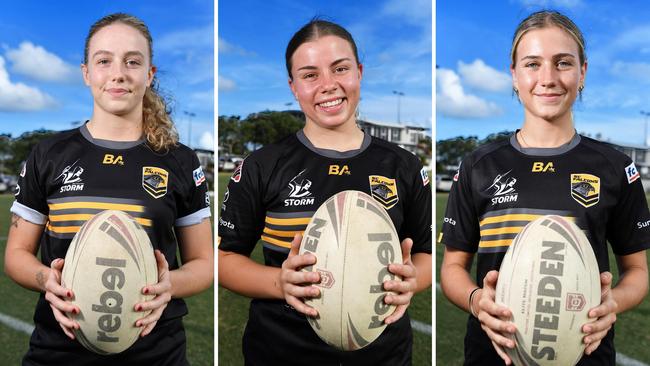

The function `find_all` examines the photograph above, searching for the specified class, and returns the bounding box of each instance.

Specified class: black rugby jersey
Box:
[11,124,210,364]
[441,133,650,366]
[219,130,432,365]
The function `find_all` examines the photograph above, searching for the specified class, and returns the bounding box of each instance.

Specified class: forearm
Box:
[169,257,213,298]
[413,253,432,293]
[218,249,283,299]
[440,251,479,314]
[5,248,50,292]
[612,265,649,314]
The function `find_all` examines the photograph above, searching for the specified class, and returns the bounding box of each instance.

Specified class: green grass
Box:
[0,194,214,366]
[218,173,432,365]
[435,193,650,364]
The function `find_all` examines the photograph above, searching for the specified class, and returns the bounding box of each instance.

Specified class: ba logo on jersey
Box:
[532,161,555,172]
[285,169,315,206]
[102,154,124,165]
[56,159,85,193]
[369,175,399,209]
[328,164,351,175]
[571,173,600,207]
[626,162,640,184]
[486,170,518,206]
[142,166,169,199]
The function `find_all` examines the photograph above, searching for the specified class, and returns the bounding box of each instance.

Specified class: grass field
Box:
[217,172,433,365]
[0,194,214,365]
[435,193,650,365]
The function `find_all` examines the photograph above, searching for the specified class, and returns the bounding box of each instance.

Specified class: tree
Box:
[240,111,304,150]
[218,115,248,155]
[436,136,478,175]
[7,129,56,174]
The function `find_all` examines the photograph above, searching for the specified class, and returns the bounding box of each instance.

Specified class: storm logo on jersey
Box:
[56,159,85,193]
[285,170,315,206]
[142,167,169,199]
[486,170,518,206]
[571,174,600,207]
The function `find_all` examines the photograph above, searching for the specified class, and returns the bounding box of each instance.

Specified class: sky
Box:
[0,1,214,150]
[437,0,650,146]
[218,0,432,130]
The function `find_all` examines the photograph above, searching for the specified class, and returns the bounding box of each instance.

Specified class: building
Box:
[356,119,428,154]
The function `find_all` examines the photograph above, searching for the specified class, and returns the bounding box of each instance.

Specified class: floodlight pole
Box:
[641,111,650,146]
[184,111,196,148]
[393,90,404,124]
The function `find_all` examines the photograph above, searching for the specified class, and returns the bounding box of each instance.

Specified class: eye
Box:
[334,66,349,73]
[557,60,573,69]
[126,59,142,67]
[97,59,110,66]
[302,72,317,80]
[524,62,540,70]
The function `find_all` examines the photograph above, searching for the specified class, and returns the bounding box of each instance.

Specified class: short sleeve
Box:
[606,159,650,255]
[440,156,480,252]
[401,159,432,254]
[217,158,266,257]
[11,146,48,225]
[175,152,211,227]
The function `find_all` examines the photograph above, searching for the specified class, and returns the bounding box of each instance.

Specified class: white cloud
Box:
[381,0,431,22]
[359,92,432,128]
[458,59,511,93]
[157,25,213,52]
[5,41,78,83]
[199,131,214,150]
[219,75,237,91]
[436,68,502,119]
[0,56,56,112]
[611,61,650,83]
[218,38,256,57]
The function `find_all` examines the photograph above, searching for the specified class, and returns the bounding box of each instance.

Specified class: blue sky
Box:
[0,1,214,149]
[437,0,650,146]
[218,0,432,130]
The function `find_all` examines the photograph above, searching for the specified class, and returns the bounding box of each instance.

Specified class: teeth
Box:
[319,99,343,108]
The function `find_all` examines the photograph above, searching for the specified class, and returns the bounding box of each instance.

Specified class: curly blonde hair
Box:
[84,13,178,151]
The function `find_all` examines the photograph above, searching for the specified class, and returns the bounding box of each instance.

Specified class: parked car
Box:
[436,175,453,192]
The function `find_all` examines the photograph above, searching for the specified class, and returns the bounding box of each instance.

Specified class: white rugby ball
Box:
[61,210,157,354]
[299,190,402,351]
[496,215,600,366]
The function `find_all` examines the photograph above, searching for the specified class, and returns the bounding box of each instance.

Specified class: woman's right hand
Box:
[278,234,321,317]
[476,270,516,365]
[44,258,80,339]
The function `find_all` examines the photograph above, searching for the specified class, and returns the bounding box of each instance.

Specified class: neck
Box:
[302,120,364,151]
[87,105,143,141]
[519,112,575,148]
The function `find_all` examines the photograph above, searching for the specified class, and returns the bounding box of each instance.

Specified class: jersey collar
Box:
[296,129,371,158]
[510,130,581,156]
[80,122,145,150]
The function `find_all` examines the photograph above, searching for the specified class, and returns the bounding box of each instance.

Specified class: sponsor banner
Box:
[193,166,206,186]
[625,162,640,184]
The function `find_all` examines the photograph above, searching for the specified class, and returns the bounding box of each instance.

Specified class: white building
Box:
[356,119,428,154]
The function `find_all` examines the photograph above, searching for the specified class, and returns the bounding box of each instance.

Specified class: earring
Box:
[578,84,584,92]
[513,87,519,96]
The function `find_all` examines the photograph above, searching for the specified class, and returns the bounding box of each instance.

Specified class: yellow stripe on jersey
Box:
[479,214,542,226]
[479,226,523,236]
[479,239,513,248]
[48,214,152,227]
[48,201,145,213]
[264,216,311,226]
[46,224,80,234]
[261,235,292,248]
[263,227,304,238]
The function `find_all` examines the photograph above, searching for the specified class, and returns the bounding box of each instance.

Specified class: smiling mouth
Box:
[106,88,130,96]
[317,98,345,108]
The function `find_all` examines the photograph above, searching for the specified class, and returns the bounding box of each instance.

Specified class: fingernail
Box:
[67,291,72,298]
[143,288,149,294]
[136,305,142,311]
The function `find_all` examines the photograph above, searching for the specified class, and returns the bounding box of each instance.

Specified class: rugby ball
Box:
[496,215,600,366]
[299,190,402,351]
[61,210,157,354]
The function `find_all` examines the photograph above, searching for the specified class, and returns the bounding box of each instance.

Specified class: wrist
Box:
[469,287,481,318]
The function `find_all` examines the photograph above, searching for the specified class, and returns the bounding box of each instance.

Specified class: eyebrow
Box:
[519,53,577,62]
[91,50,146,59]
[295,57,353,72]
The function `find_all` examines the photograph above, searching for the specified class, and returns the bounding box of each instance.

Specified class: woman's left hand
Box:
[383,238,417,325]
[583,272,618,355]
[134,250,173,337]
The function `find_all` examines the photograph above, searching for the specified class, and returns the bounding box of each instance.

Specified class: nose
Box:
[110,61,126,83]
[539,62,558,88]
[319,70,338,93]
